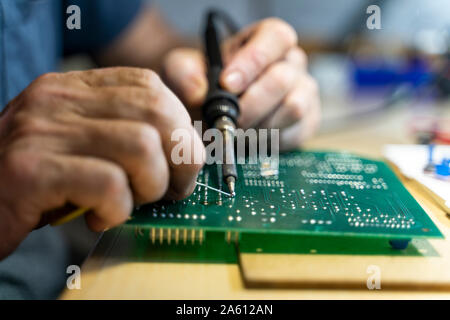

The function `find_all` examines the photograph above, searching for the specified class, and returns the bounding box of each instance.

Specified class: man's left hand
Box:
[162,18,321,151]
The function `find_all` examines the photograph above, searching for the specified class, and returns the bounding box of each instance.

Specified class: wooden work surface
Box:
[61,104,450,299]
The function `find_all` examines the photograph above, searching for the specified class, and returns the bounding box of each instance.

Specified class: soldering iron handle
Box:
[204,13,223,70]
[202,10,240,128]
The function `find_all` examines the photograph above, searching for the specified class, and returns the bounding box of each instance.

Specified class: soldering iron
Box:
[202,10,240,197]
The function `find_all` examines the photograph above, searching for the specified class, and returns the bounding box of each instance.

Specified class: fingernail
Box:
[224,71,244,92]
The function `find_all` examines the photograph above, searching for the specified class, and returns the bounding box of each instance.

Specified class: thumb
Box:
[163,48,208,107]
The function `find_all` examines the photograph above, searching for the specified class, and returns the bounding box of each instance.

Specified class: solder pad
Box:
[127,151,442,240]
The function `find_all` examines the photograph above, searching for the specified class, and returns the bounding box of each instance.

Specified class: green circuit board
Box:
[127,151,442,241]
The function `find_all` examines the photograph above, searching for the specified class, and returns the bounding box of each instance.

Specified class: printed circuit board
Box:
[127,151,442,246]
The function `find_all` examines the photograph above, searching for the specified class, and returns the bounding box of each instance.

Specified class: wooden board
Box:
[239,169,450,290]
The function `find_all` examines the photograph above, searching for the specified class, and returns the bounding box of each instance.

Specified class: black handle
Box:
[202,10,240,128]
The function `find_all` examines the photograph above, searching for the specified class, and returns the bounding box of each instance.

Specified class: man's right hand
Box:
[0,67,205,259]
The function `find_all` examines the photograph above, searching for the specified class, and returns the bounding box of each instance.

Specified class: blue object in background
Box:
[352,56,433,89]
[435,158,450,177]
[428,144,434,163]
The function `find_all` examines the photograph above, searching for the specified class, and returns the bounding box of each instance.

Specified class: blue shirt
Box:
[0,0,143,109]
[0,0,143,299]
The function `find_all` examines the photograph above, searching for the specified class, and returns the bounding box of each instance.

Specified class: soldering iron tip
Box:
[226,176,236,197]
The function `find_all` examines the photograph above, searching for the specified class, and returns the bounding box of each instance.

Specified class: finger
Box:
[162,48,208,107]
[279,98,321,151]
[238,59,299,129]
[285,47,308,71]
[53,155,133,231]
[221,18,297,93]
[2,151,133,232]
[78,85,205,200]
[221,24,255,65]
[259,73,319,130]
[62,119,170,204]
[237,48,305,129]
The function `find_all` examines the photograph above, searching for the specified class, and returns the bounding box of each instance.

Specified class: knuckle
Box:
[34,72,58,84]
[138,88,164,116]
[23,85,46,106]
[26,73,59,102]
[263,18,297,46]
[288,47,308,67]
[248,47,269,74]
[102,166,128,199]
[23,80,69,109]
[270,63,293,90]
[9,113,46,141]
[141,91,191,126]
[285,91,306,121]
[2,149,39,183]
[134,124,161,157]
[242,86,259,107]
[137,69,162,90]
[291,105,304,121]
[115,87,163,122]
[116,87,149,105]
[288,101,304,121]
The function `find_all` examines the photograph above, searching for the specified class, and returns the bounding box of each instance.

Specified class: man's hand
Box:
[162,18,321,151]
[0,68,204,259]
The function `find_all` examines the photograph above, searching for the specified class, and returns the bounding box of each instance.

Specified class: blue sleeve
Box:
[63,0,144,54]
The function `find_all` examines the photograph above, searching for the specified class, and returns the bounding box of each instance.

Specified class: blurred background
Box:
[155,0,450,138]
[65,0,449,140]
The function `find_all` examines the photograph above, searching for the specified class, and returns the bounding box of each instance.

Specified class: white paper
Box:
[383,144,450,212]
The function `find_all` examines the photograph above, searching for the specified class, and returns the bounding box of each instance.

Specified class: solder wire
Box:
[195,181,232,197]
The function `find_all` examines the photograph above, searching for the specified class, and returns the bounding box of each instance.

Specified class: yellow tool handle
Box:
[50,207,89,226]
[37,204,89,228]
